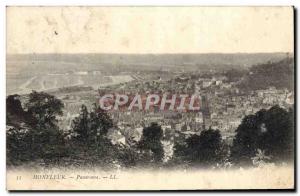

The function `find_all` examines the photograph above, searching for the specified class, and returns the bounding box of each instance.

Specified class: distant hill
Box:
[239,57,294,91]
[7,53,291,75]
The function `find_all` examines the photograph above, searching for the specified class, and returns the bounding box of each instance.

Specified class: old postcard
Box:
[6,6,294,190]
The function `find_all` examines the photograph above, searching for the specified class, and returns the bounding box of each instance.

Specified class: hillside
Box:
[7,53,290,75]
[238,57,294,91]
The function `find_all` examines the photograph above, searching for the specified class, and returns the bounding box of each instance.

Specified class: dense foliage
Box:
[239,58,294,91]
[173,129,228,168]
[138,123,164,163]
[231,105,294,165]
[7,92,66,165]
[6,91,294,169]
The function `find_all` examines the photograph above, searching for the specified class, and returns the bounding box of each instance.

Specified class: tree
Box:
[6,94,24,116]
[89,103,113,142]
[69,103,117,168]
[7,91,66,165]
[179,129,223,166]
[230,112,264,165]
[138,123,164,163]
[231,105,294,166]
[26,91,64,129]
[71,104,113,143]
[72,105,89,141]
[260,106,294,161]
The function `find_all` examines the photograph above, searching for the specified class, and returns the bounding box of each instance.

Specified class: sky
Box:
[6,6,294,54]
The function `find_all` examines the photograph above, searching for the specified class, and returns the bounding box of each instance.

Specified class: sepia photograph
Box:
[6,6,295,190]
